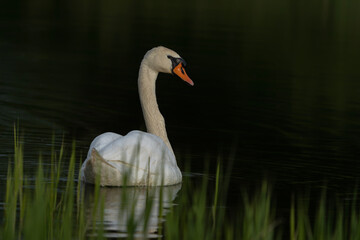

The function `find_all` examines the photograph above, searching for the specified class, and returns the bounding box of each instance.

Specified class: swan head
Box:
[142,46,194,86]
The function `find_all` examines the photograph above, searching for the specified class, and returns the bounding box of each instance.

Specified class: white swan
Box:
[80,46,193,186]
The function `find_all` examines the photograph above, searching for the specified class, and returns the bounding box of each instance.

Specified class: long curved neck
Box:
[138,62,174,154]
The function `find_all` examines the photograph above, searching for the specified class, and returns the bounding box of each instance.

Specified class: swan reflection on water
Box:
[82,183,182,238]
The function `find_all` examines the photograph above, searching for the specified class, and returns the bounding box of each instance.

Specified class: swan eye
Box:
[168,56,179,67]
[167,55,186,70]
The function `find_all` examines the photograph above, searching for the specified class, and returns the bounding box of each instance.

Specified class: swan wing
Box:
[86,132,123,159]
[81,131,181,186]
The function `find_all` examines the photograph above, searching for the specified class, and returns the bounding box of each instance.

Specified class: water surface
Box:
[1,0,360,235]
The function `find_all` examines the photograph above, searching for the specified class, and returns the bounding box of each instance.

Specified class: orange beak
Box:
[173,63,194,86]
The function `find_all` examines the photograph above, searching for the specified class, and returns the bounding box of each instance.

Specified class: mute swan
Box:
[80,46,193,186]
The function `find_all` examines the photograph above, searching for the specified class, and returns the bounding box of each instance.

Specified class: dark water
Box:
[1,0,360,234]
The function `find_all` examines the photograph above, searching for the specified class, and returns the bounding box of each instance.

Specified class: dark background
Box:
[1,0,360,204]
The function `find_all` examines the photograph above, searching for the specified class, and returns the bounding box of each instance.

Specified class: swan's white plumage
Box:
[81,131,181,186]
[80,46,190,186]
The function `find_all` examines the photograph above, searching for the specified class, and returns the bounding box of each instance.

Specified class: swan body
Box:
[80,46,193,186]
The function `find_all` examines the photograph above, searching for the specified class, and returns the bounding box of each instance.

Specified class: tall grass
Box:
[290,190,360,240]
[1,133,360,239]
[164,163,279,240]
[1,133,86,240]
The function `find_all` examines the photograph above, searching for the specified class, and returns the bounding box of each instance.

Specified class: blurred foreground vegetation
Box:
[1,133,360,239]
